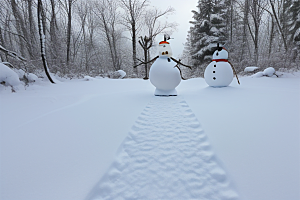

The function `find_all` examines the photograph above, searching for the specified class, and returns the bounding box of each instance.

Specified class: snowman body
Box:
[149,55,181,96]
[204,49,233,87]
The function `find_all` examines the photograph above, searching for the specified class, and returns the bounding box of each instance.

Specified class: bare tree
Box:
[269,0,287,51]
[49,0,61,63]
[94,0,122,71]
[10,0,29,58]
[37,0,55,83]
[138,7,176,79]
[59,0,76,66]
[27,0,38,59]
[247,0,267,66]
[120,0,149,76]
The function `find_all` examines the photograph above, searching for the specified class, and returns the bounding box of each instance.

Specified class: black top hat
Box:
[216,43,223,51]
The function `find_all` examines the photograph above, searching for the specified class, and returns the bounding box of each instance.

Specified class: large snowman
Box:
[204,44,239,87]
[134,36,191,96]
[149,41,181,96]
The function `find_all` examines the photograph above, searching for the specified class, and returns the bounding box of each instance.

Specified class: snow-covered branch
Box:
[0,45,27,62]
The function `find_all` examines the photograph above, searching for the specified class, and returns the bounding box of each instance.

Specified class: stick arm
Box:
[228,60,240,85]
[133,56,159,68]
[170,57,192,69]
[174,65,187,80]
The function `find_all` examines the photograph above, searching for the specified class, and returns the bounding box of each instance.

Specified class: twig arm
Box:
[228,61,240,85]
[133,56,159,68]
[170,57,192,69]
[174,65,187,80]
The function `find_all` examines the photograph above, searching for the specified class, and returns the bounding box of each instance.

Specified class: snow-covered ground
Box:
[0,73,299,200]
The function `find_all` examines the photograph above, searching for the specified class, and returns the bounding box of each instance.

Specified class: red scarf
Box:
[212,59,228,62]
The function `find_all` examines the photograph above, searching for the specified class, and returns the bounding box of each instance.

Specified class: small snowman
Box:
[204,43,240,87]
[135,35,191,96]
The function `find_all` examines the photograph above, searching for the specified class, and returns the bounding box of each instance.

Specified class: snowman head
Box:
[158,41,172,57]
[212,47,228,60]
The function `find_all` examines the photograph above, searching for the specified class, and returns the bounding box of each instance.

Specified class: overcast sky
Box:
[148,0,198,57]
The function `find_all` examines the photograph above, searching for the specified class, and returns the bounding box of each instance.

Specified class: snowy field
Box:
[0,73,299,200]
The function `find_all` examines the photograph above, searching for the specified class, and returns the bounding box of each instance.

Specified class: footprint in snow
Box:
[86,96,239,200]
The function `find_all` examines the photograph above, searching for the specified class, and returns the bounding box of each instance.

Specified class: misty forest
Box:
[0,0,299,82]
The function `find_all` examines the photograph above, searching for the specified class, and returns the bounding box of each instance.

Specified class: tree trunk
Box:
[11,0,35,59]
[38,0,55,84]
[132,22,138,75]
[10,0,26,57]
[268,15,274,58]
[241,0,249,61]
[0,27,7,62]
[144,48,148,79]
[269,0,287,52]
[50,0,58,61]
[66,0,72,66]
[27,0,38,59]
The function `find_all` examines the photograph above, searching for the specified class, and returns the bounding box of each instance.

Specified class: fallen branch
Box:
[0,45,27,62]
[1,62,15,68]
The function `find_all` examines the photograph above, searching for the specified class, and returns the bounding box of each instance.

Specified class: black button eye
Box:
[214,65,216,67]
[213,77,216,80]
[213,71,215,73]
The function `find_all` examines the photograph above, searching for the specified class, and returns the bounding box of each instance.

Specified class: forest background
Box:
[0,0,299,81]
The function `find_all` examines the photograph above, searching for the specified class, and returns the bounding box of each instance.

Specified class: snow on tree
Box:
[37,0,55,84]
[0,63,20,88]
[288,1,300,47]
[188,0,229,71]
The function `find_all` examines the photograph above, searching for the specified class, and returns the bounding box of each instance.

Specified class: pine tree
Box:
[188,0,229,71]
[288,1,300,46]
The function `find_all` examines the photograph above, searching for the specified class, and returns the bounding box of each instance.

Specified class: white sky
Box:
[148,0,198,57]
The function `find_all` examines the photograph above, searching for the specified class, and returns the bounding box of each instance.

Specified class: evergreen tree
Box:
[188,0,229,70]
[288,1,300,47]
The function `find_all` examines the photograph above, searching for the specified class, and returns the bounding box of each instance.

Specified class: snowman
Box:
[134,35,192,96]
[204,43,240,87]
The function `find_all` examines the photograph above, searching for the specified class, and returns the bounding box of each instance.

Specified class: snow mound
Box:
[244,66,259,72]
[83,76,95,81]
[251,72,264,78]
[263,67,276,77]
[14,69,26,78]
[251,67,278,78]
[118,70,126,79]
[27,73,38,82]
[110,70,126,79]
[13,68,39,82]
[0,63,20,86]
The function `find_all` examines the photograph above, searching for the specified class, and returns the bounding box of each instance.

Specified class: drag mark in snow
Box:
[87,97,239,200]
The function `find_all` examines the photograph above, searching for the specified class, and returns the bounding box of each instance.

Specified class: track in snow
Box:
[86,97,239,200]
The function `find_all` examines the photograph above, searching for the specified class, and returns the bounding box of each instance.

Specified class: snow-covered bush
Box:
[251,72,264,78]
[251,67,278,78]
[244,66,259,73]
[110,70,126,79]
[83,76,95,81]
[118,70,126,79]
[263,67,275,77]
[13,68,39,83]
[0,63,20,87]
[14,69,26,78]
